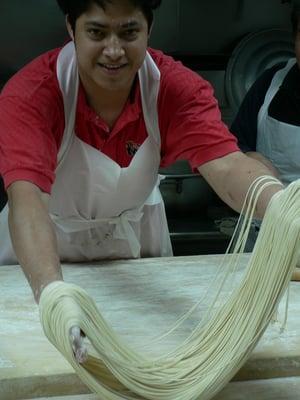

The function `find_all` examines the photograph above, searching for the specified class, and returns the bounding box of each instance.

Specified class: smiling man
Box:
[70,1,150,122]
[0,0,284,360]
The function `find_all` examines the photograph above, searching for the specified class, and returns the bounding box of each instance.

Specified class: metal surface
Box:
[159,160,235,255]
[225,28,295,115]
[160,174,217,216]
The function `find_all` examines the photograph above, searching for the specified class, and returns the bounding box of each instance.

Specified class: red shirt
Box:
[0,46,239,193]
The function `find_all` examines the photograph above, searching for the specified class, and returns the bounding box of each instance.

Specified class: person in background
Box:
[0,0,285,361]
[231,1,300,186]
[230,0,300,272]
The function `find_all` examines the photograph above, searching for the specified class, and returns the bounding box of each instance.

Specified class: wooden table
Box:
[1,254,300,399]
[25,377,300,400]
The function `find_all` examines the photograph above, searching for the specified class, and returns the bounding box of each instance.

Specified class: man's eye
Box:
[87,29,105,39]
[122,29,138,40]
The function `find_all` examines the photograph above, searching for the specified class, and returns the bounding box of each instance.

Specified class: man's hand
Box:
[70,326,88,363]
[40,282,89,364]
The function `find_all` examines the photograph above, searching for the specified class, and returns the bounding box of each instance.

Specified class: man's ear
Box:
[66,15,74,41]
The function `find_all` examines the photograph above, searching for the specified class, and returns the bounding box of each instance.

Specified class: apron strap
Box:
[257,58,296,129]
[56,42,79,166]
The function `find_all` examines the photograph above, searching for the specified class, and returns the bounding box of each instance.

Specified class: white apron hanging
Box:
[241,58,300,252]
[0,42,173,264]
[257,58,300,185]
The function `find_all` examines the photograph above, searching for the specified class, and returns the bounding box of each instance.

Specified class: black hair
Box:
[56,0,162,32]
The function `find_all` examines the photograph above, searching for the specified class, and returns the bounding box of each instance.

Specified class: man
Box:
[231,0,300,259]
[0,0,283,360]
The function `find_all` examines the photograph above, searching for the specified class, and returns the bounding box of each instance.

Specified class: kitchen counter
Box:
[1,254,300,399]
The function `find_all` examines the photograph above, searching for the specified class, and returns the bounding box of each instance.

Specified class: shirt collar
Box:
[76,76,142,126]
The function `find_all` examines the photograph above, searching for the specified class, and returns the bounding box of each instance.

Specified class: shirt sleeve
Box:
[158,66,239,171]
[230,64,284,152]
[0,93,63,193]
[0,48,65,193]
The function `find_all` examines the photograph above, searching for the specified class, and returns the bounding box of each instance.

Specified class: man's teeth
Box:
[104,65,122,69]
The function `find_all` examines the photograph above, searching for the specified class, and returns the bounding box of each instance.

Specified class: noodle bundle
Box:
[39,176,300,400]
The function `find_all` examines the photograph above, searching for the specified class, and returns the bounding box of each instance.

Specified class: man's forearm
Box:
[199,151,283,219]
[246,151,280,179]
[8,181,62,302]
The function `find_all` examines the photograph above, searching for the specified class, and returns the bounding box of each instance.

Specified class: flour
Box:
[0,310,39,334]
[0,356,15,368]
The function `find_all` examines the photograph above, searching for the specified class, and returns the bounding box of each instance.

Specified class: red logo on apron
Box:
[126,141,140,156]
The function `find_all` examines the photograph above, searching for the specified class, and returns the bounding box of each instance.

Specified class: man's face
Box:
[68,0,149,93]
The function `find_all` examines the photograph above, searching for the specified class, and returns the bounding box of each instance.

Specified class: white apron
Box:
[0,42,173,264]
[241,58,300,252]
[257,58,300,185]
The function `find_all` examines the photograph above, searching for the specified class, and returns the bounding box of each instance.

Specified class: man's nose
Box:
[102,35,125,60]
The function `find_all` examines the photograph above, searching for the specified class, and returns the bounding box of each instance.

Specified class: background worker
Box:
[231,0,300,265]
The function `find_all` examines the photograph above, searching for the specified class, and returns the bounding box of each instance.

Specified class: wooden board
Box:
[26,377,300,400]
[1,254,300,399]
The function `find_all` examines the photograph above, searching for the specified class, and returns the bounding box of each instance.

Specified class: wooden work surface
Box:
[26,377,300,400]
[1,254,300,399]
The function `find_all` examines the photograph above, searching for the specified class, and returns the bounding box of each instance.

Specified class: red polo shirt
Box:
[0,46,239,194]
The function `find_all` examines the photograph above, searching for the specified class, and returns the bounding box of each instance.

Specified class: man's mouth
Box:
[98,63,128,71]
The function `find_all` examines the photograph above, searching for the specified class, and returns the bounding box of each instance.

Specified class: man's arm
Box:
[246,151,280,179]
[7,180,88,362]
[7,180,62,302]
[198,151,283,219]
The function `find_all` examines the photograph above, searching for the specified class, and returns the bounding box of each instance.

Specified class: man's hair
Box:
[56,0,162,32]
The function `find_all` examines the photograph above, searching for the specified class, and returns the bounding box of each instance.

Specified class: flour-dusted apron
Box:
[257,58,300,185]
[0,42,173,264]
